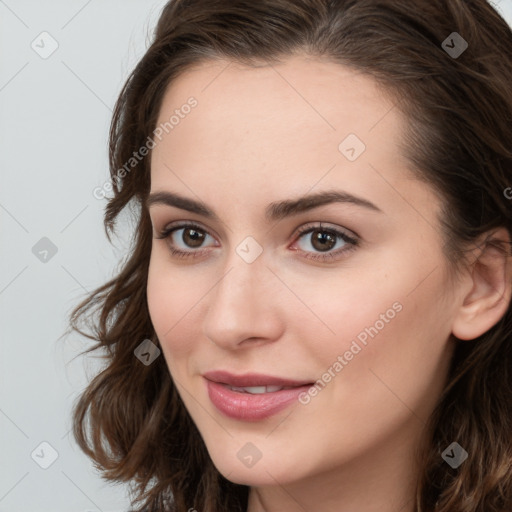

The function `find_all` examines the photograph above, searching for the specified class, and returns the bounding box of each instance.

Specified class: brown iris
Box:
[182,227,205,248]
[310,229,337,252]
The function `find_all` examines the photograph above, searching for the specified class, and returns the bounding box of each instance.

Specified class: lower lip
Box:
[205,379,312,421]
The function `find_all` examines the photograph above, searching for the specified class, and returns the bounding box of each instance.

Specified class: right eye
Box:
[155,222,218,259]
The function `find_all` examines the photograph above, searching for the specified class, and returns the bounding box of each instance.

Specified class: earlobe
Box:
[451,228,512,341]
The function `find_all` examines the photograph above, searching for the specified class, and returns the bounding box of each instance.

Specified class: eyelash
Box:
[155,222,359,262]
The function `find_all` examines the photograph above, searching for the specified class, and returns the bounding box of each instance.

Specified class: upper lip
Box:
[203,370,313,387]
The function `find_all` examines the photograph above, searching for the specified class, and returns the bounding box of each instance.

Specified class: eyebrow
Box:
[146,189,382,222]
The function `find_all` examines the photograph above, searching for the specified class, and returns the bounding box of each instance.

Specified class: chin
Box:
[214,463,282,486]
[206,443,304,487]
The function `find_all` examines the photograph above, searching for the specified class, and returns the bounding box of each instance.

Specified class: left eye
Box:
[290,223,358,261]
[294,225,348,252]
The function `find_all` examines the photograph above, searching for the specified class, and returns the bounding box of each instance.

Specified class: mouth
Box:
[222,384,298,394]
[203,369,313,388]
[203,370,314,421]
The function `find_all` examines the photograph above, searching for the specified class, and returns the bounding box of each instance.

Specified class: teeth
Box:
[229,385,286,394]
[265,385,284,392]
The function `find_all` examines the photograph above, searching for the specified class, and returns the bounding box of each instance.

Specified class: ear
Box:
[451,227,512,341]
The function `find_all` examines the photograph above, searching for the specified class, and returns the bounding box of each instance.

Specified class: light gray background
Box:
[1,1,512,511]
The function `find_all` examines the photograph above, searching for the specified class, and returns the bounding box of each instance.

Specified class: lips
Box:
[203,370,314,421]
[203,370,313,388]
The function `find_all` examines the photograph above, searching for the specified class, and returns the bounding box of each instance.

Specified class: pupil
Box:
[184,229,204,247]
[313,230,335,252]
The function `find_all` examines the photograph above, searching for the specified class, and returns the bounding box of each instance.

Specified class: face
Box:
[146,55,460,489]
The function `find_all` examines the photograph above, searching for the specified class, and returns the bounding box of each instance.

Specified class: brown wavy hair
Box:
[66,1,512,511]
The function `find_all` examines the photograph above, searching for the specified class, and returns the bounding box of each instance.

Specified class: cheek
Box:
[146,254,199,360]
[298,253,454,395]
[284,265,403,365]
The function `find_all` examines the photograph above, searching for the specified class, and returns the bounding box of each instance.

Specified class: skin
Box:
[146,55,511,512]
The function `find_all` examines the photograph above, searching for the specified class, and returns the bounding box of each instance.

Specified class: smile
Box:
[203,371,314,421]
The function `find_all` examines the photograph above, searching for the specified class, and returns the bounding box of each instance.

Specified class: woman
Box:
[68,0,512,511]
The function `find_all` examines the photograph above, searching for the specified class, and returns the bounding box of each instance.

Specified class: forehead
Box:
[154,54,401,145]
[149,55,438,224]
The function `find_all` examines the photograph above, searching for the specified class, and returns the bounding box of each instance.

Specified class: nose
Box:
[202,250,284,350]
